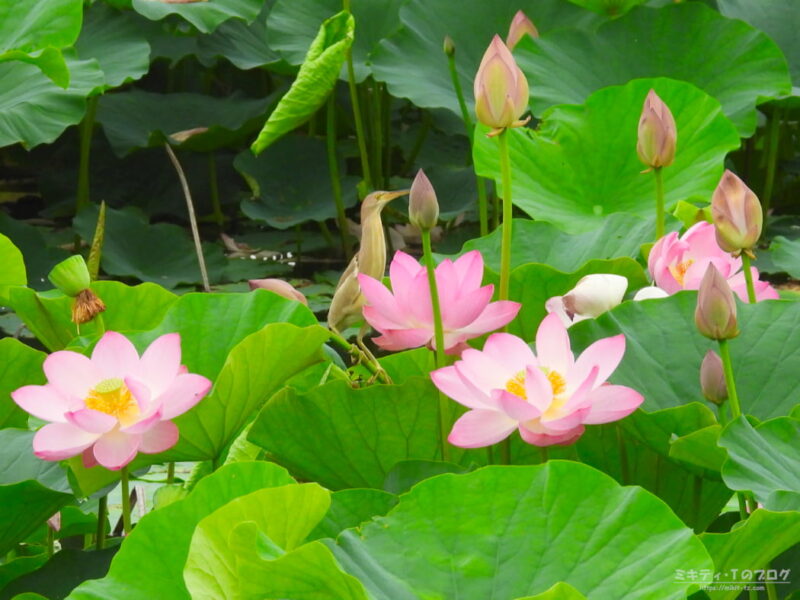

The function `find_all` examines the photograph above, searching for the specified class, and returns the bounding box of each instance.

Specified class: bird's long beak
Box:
[379,189,410,205]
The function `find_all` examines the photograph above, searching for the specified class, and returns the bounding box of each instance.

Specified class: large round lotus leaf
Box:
[329,462,713,599]
[370,0,600,117]
[0,233,25,302]
[718,0,800,87]
[0,0,82,87]
[514,2,792,136]
[718,416,800,511]
[67,462,296,600]
[565,0,647,17]
[569,293,800,420]
[473,78,740,233]
[131,0,262,34]
[74,3,151,90]
[96,90,270,157]
[0,338,44,429]
[237,136,359,229]
[196,1,281,70]
[0,53,103,149]
[447,214,657,273]
[267,0,405,83]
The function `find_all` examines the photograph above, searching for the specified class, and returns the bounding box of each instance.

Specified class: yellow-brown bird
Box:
[327,189,409,345]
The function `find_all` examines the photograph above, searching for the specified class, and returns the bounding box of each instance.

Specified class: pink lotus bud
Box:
[506,10,538,50]
[473,35,530,132]
[700,350,727,405]
[409,169,439,232]
[695,264,739,341]
[248,278,308,306]
[711,170,762,254]
[637,89,677,169]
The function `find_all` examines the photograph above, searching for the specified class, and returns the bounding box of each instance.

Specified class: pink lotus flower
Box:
[473,35,530,133]
[357,250,520,354]
[12,332,211,471]
[648,221,778,301]
[431,313,643,447]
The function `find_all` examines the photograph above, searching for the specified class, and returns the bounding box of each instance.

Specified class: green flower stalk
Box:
[473,35,529,301]
[411,169,450,461]
[637,89,676,240]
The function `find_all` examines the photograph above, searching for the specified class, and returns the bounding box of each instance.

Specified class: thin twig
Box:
[164,143,211,292]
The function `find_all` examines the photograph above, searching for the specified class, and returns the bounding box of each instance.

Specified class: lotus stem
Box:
[446,48,488,236]
[500,438,510,465]
[164,143,211,292]
[46,525,54,557]
[497,129,513,302]
[167,462,175,485]
[342,0,372,191]
[120,467,132,535]
[653,167,665,241]
[208,152,223,226]
[422,229,451,462]
[326,96,352,258]
[761,108,781,231]
[370,82,384,188]
[76,95,99,214]
[328,330,390,384]
[95,495,107,550]
[740,253,757,304]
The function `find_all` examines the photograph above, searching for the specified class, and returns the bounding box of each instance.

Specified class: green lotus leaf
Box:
[267,0,404,82]
[718,416,800,511]
[0,339,45,429]
[67,462,296,600]
[514,2,792,135]
[0,233,25,303]
[131,0,262,34]
[370,0,600,116]
[569,293,800,420]
[473,78,740,233]
[251,11,353,154]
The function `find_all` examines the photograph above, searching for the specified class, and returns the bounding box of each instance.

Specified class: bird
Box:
[327,189,409,367]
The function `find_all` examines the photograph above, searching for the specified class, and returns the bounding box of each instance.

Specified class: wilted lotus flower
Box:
[695,264,739,341]
[248,278,308,306]
[431,313,643,447]
[357,250,520,354]
[506,10,538,50]
[637,89,676,170]
[546,274,627,327]
[408,169,439,232]
[48,255,106,326]
[473,35,530,134]
[648,221,777,302]
[12,332,211,470]
[700,350,727,405]
[711,170,762,255]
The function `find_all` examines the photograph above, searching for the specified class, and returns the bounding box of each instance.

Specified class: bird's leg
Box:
[357,324,392,385]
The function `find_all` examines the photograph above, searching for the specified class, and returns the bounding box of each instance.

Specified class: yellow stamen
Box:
[505,371,527,399]
[85,378,139,425]
[668,259,694,286]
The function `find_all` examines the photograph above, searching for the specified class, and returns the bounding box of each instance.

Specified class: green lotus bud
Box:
[700,350,727,405]
[506,10,538,51]
[695,264,739,341]
[48,255,91,297]
[409,169,439,232]
[711,170,762,255]
[443,35,455,57]
[637,89,677,170]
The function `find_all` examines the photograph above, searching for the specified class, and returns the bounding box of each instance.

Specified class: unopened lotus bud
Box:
[48,255,91,297]
[506,10,538,50]
[562,274,627,318]
[711,170,762,255]
[637,89,677,170]
[443,35,455,57]
[248,278,308,305]
[474,35,530,133]
[633,286,669,301]
[409,169,439,232]
[47,512,61,532]
[700,350,727,405]
[695,264,739,341]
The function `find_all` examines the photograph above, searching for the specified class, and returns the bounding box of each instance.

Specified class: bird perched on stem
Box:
[327,190,409,375]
